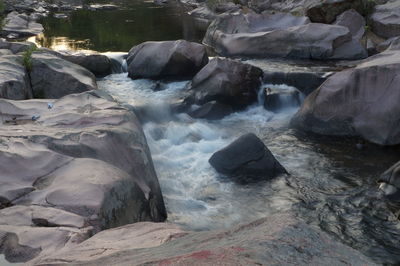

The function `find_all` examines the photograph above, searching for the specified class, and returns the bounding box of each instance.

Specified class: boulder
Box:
[36,213,377,266]
[188,101,234,120]
[376,36,400,52]
[371,0,400,38]
[203,11,363,60]
[0,39,36,54]
[291,49,400,145]
[127,40,208,80]
[305,0,363,24]
[209,133,287,181]
[61,52,112,77]
[333,9,365,40]
[30,51,97,98]
[184,58,263,111]
[379,161,400,200]
[1,11,44,38]
[0,90,167,263]
[0,55,32,100]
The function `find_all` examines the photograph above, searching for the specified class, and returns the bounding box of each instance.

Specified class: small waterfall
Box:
[103,52,129,73]
[261,84,304,112]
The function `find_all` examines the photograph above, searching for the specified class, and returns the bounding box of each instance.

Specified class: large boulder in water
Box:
[209,133,287,181]
[291,49,400,146]
[203,11,362,60]
[36,213,377,265]
[0,55,32,100]
[30,51,97,98]
[184,58,263,112]
[127,40,208,80]
[60,52,112,78]
[0,90,167,263]
[371,0,400,38]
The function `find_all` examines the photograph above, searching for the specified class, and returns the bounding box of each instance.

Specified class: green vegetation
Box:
[22,46,37,71]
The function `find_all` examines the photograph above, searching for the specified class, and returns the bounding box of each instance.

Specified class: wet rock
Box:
[127,40,208,80]
[291,49,400,146]
[36,213,377,265]
[379,161,400,200]
[188,101,233,120]
[306,0,363,24]
[371,0,400,38]
[0,39,36,54]
[0,55,32,100]
[185,58,263,110]
[203,11,362,60]
[209,133,287,181]
[1,11,44,38]
[30,51,97,98]
[263,71,329,96]
[263,86,301,112]
[0,90,167,263]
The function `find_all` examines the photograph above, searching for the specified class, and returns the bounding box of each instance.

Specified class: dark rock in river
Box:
[371,0,400,39]
[30,51,97,98]
[188,101,233,120]
[0,55,32,100]
[203,11,364,60]
[35,213,377,265]
[61,52,112,78]
[0,90,167,263]
[291,48,400,146]
[306,0,363,24]
[127,40,208,80]
[379,161,400,200]
[1,11,44,38]
[209,133,287,181]
[185,58,263,111]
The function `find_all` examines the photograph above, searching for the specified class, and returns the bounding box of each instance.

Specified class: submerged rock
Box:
[30,51,97,98]
[36,213,377,265]
[203,11,363,60]
[0,55,32,100]
[209,133,287,181]
[379,161,400,200]
[0,90,167,263]
[371,0,400,38]
[127,40,208,80]
[291,49,400,145]
[1,11,44,38]
[188,101,233,120]
[185,58,263,112]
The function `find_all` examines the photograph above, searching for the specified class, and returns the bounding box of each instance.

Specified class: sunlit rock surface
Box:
[0,90,167,263]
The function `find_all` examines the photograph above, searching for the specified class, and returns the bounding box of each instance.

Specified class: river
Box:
[28,0,400,264]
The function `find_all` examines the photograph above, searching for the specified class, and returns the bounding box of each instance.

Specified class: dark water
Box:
[32,0,204,52]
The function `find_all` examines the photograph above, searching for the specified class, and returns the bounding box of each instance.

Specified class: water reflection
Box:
[31,0,205,52]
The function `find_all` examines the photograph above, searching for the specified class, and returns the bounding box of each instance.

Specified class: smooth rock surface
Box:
[0,90,167,263]
[209,133,287,180]
[0,55,32,100]
[291,49,400,145]
[371,0,400,38]
[1,11,44,38]
[185,58,263,111]
[203,11,361,60]
[30,51,97,98]
[36,213,377,266]
[127,40,208,80]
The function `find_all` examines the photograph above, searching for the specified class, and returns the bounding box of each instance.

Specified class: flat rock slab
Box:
[0,90,167,263]
[36,213,377,266]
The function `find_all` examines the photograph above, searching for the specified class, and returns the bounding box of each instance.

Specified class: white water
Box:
[99,73,303,230]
